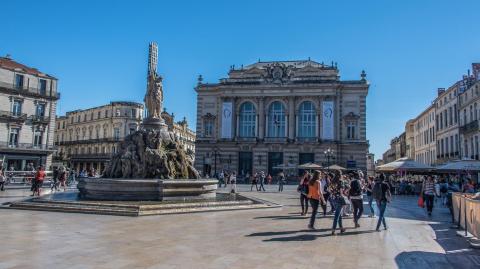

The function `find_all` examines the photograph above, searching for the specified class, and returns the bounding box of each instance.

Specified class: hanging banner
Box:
[221,102,233,139]
[322,101,334,140]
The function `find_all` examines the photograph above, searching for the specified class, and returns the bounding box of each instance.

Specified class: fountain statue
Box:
[77,42,214,201]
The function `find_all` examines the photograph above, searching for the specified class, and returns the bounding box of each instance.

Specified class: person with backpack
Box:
[349,172,364,228]
[307,170,326,229]
[373,174,391,231]
[297,171,310,215]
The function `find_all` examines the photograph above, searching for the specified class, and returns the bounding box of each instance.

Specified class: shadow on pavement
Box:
[261,229,378,242]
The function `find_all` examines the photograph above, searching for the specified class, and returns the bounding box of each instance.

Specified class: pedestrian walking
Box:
[278,172,285,192]
[365,176,375,217]
[250,172,258,191]
[330,171,347,235]
[0,169,5,191]
[230,172,237,193]
[320,172,331,216]
[373,174,391,231]
[258,171,266,191]
[297,171,310,215]
[307,171,326,229]
[32,166,46,196]
[51,167,59,191]
[58,167,67,191]
[218,171,225,188]
[421,175,436,216]
[349,172,364,228]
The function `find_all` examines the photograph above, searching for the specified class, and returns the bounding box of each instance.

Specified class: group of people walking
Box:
[299,170,392,234]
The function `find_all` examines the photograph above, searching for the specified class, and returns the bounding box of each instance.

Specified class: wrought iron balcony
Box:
[460,120,479,134]
[69,153,113,160]
[296,137,318,143]
[0,142,55,150]
[30,115,50,124]
[0,110,27,122]
[56,137,121,145]
[264,137,288,143]
[0,82,60,100]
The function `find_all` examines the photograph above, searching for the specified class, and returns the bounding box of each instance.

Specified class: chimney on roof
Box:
[437,88,446,96]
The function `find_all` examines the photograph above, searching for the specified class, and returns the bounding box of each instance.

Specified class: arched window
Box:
[267,101,286,137]
[298,101,316,138]
[239,102,256,137]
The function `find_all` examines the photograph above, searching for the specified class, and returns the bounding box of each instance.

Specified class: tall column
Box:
[288,97,295,140]
[258,98,265,139]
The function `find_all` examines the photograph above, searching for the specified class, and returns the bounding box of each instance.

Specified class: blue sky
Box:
[2,0,479,159]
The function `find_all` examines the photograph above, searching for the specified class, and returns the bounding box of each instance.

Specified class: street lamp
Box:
[324,148,334,171]
[212,148,220,177]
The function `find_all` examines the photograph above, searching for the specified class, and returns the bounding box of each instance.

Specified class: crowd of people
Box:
[296,170,480,234]
[298,170,392,234]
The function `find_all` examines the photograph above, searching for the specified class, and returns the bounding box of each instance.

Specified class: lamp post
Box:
[212,148,220,177]
[324,148,334,171]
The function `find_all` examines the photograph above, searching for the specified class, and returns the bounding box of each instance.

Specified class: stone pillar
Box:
[288,97,295,140]
[258,98,265,139]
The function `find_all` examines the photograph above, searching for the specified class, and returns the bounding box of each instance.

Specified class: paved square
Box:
[1,185,479,269]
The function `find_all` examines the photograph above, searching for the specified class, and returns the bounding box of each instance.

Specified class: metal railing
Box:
[0,110,27,121]
[460,120,479,134]
[0,142,55,150]
[29,115,50,123]
[0,81,60,99]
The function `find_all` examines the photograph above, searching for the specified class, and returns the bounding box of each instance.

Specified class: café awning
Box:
[376,157,435,172]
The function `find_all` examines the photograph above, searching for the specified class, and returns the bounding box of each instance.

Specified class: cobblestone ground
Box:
[1,184,480,269]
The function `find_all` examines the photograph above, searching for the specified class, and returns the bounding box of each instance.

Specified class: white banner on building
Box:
[322,101,334,140]
[221,102,233,139]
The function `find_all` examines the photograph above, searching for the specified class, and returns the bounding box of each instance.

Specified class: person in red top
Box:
[33,165,46,196]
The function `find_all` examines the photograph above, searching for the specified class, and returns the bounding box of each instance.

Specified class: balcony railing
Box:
[30,115,50,124]
[460,120,479,134]
[0,81,60,100]
[296,137,318,143]
[69,153,113,160]
[56,137,121,145]
[264,137,288,143]
[0,142,55,150]
[235,137,257,142]
[0,110,27,122]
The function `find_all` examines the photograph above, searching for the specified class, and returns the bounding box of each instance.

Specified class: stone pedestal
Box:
[142,117,168,132]
[77,178,218,201]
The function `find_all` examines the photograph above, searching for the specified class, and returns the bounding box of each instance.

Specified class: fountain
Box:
[6,43,280,216]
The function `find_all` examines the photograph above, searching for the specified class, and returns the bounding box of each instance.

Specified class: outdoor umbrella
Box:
[298,162,323,170]
[376,157,435,173]
[436,160,480,172]
[324,164,347,171]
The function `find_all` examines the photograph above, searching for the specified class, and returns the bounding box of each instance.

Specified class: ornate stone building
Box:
[54,101,144,173]
[0,56,59,170]
[194,60,369,177]
[458,80,480,160]
[412,104,436,165]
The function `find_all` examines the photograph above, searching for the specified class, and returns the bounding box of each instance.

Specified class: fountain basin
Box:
[77,178,218,201]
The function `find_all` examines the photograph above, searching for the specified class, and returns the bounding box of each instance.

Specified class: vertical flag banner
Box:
[322,101,334,140]
[221,102,233,139]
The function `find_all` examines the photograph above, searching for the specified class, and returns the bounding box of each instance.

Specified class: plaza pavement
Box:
[1,184,480,269]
